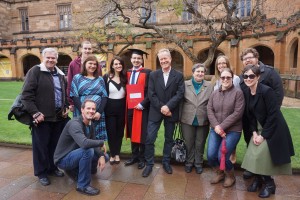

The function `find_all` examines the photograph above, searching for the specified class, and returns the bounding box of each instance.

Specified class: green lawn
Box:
[1,81,299,168]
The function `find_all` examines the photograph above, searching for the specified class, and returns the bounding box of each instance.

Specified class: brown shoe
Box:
[223,169,236,187]
[210,168,225,184]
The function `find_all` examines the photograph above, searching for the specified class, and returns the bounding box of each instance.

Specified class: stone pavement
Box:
[0,146,299,200]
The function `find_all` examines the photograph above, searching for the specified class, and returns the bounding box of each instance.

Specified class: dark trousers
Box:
[127,109,144,162]
[182,123,209,167]
[145,119,175,166]
[31,119,68,177]
[105,98,126,157]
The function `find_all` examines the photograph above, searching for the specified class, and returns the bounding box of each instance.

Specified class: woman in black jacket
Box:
[241,65,294,198]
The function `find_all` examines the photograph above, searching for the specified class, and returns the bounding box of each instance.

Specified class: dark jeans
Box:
[145,119,175,166]
[207,128,241,171]
[105,98,125,157]
[31,119,68,177]
[57,148,99,189]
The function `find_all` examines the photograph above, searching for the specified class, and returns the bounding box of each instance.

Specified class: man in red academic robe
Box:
[124,49,151,169]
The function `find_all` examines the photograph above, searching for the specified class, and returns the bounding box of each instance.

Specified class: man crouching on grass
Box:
[54,99,106,196]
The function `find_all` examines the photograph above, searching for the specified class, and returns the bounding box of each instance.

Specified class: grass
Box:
[1,81,299,168]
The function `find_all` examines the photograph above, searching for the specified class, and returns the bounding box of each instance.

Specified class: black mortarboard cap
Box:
[128,48,148,58]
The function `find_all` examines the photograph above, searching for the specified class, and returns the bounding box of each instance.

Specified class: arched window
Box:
[290,39,298,69]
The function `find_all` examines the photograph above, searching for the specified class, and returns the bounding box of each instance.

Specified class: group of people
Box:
[181,49,293,199]
[20,41,294,198]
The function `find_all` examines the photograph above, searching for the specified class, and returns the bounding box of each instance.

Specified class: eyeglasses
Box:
[242,56,255,61]
[217,62,227,65]
[220,76,232,81]
[243,74,256,79]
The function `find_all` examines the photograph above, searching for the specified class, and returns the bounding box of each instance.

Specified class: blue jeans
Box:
[145,120,175,166]
[207,128,241,171]
[57,148,99,189]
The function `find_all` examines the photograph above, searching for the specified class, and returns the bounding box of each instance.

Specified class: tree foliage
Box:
[75,0,299,67]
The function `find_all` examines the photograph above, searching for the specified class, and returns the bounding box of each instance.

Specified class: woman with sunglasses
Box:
[211,55,241,164]
[207,68,245,188]
[241,65,294,198]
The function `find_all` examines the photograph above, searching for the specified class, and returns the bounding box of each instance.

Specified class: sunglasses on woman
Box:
[243,74,256,79]
[220,76,232,81]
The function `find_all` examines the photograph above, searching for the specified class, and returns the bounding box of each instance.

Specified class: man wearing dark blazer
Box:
[142,48,185,177]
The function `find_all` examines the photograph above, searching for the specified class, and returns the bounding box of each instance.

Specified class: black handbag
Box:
[8,94,32,125]
[171,123,186,163]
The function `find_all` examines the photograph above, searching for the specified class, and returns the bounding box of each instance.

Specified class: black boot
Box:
[247,175,262,192]
[259,176,276,198]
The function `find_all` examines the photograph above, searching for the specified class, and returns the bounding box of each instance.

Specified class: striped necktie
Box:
[131,69,136,84]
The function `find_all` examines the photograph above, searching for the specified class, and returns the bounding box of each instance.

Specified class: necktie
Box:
[131,70,136,84]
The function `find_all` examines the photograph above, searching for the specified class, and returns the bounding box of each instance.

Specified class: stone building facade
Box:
[0,0,299,96]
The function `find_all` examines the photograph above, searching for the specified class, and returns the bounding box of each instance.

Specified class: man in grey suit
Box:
[142,48,185,177]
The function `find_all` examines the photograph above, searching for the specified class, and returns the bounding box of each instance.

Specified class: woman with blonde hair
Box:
[211,55,240,91]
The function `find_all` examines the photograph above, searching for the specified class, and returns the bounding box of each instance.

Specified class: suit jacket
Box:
[180,79,213,126]
[244,83,294,165]
[148,68,184,122]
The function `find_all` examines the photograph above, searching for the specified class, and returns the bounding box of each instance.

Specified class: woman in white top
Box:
[211,55,240,91]
[103,56,127,165]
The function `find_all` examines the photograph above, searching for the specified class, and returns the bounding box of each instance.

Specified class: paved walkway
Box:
[0,146,299,200]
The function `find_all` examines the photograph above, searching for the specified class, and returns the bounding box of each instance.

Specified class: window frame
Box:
[57,4,72,30]
[19,8,29,32]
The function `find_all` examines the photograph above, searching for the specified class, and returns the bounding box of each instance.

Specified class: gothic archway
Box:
[254,45,274,67]
[22,54,40,76]
[0,55,12,78]
[197,49,224,75]
[57,53,72,74]
[156,50,184,73]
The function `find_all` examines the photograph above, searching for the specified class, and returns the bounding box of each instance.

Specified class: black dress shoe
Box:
[39,177,50,186]
[195,166,203,174]
[163,163,173,174]
[243,170,254,179]
[76,186,100,196]
[138,161,145,169]
[142,166,152,177]
[258,180,276,198]
[247,176,262,192]
[124,158,138,166]
[49,169,64,177]
[185,166,192,173]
